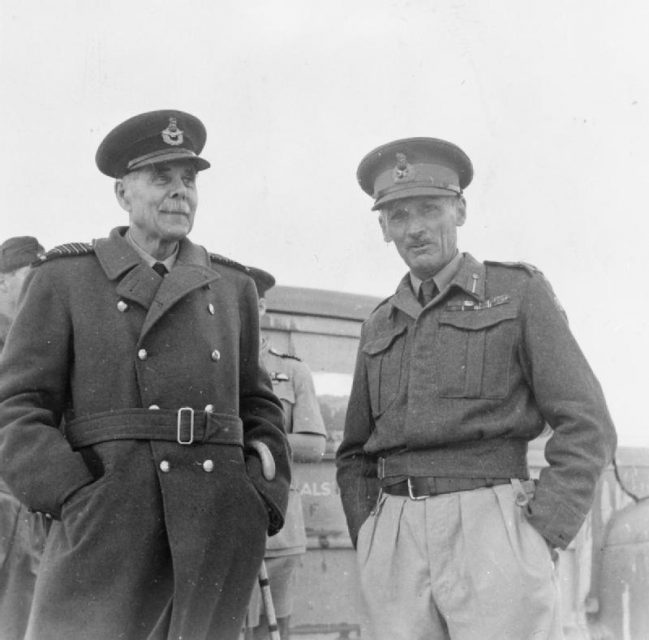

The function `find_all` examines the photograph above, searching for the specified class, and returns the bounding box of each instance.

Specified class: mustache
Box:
[159,201,191,214]
[407,237,435,248]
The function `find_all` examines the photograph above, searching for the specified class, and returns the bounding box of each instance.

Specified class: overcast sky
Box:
[2,0,648,446]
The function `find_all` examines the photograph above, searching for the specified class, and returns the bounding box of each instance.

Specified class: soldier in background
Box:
[246,267,327,640]
[0,236,48,640]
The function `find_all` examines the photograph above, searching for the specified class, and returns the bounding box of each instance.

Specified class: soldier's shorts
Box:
[356,482,563,640]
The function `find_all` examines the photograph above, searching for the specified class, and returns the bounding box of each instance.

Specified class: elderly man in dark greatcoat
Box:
[0,110,290,640]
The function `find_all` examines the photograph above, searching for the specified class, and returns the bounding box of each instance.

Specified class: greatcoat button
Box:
[204,404,214,413]
[211,350,220,361]
[159,460,170,473]
[117,300,129,312]
[203,460,215,473]
[208,303,215,315]
[138,349,148,361]
[148,404,160,410]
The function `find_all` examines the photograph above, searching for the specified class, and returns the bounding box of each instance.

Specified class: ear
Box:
[378,213,392,243]
[0,274,8,293]
[114,179,130,213]
[455,196,467,227]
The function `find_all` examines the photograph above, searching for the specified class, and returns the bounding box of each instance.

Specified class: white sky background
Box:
[1,0,648,446]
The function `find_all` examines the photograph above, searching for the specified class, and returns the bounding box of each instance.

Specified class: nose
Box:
[406,212,428,237]
[169,175,187,198]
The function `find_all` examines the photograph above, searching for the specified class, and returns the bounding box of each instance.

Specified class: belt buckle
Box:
[407,477,428,501]
[177,407,195,445]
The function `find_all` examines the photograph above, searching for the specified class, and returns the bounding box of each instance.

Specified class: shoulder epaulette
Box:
[269,347,301,361]
[486,260,565,316]
[484,260,543,277]
[209,252,251,275]
[371,295,393,314]
[34,241,95,266]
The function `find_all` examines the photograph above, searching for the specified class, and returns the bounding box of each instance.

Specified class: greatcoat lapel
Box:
[139,237,221,340]
[140,262,220,340]
[114,265,162,310]
[94,227,222,341]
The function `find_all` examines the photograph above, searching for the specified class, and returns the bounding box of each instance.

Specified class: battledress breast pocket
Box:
[362,325,407,418]
[436,298,519,399]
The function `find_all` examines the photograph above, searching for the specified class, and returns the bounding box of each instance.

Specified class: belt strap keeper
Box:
[65,408,243,449]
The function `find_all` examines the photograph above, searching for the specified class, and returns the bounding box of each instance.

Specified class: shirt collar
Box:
[125,229,178,271]
[409,251,463,296]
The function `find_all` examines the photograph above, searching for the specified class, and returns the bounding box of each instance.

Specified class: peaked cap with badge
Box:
[96,109,211,178]
[357,137,473,210]
[0,236,44,273]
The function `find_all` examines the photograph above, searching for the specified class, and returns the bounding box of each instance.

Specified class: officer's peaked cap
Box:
[248,266,276,297]
[0,236,44,273]
[96,109,211,178]
[357,137,473,210]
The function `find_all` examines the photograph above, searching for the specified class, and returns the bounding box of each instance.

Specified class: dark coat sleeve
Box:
[520,273,617,548]
[0,267,94,517]
[238,277,291,536]
[335,323,380,547]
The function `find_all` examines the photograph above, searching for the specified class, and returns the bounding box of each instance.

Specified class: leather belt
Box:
[65,408,243,449]
[382,476,511,500]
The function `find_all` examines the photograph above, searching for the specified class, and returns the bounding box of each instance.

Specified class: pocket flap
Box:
[439,304,518,330]
[362,326,407,355]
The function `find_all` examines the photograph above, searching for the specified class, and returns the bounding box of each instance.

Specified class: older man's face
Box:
[116,161,198,244]
[379,196,466,280]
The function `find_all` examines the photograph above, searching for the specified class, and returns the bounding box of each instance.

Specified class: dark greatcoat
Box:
[0,227,291,640]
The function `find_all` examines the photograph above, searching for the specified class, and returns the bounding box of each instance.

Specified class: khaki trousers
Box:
[356,483,563,640]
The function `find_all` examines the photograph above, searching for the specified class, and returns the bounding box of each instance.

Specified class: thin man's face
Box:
[379,196,465,279]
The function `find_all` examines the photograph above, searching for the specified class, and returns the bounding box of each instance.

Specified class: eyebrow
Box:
[151,163,197,177]
[390,199,441,212]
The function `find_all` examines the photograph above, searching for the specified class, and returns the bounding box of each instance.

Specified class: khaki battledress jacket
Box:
[261,344,327,557]
[0,227,291,640]
[336,252,616,549]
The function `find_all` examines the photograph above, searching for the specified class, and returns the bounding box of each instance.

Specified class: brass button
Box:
[203,459,215,473]
[208,303,215,315]
[138,349,148,361]
[211,350,220,362]
[159,460,170,473]
[148,404,160,410]
[117,300,129,312]
[204,404,214,413]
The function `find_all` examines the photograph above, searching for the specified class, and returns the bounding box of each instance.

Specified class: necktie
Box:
[418,279,438,306]
[152,262,168,277]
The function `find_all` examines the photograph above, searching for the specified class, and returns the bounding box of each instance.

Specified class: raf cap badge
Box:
[161,117,184,146]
